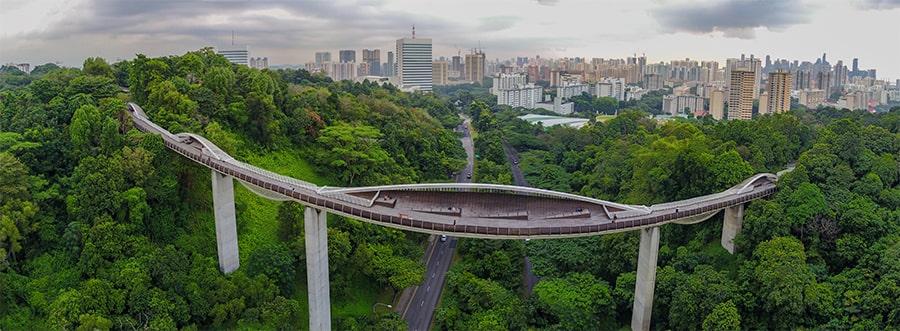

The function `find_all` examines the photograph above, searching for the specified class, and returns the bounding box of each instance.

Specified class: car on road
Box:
[466,173,472,179]
[440,235,448,242]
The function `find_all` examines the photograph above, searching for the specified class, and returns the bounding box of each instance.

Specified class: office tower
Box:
[218,46,250,66]
[339,50,356,63]
[465,51,486,83]
[728,67,755,120]
[396,36,433,92]
[765,55,772,70]
[833,63,848,88]
[386,51,394,76]
[710,88,725,120]
[315,52,331,65]
[767,69,792,114]
[362,49,381,76]
[433,61,449,86]
[852,58,859,74]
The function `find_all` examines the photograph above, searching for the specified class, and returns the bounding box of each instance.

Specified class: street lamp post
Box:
[372,302,392,314]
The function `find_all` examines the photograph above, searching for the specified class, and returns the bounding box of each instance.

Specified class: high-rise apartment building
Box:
[433,61,449,86]
[710,88,726,120]
[767,69,792,114]
[451,56,463,78]
[465,51,486,84]
[362,49,381,76]
[315,52,331,66]
[759,92,769,115]
[396,37,433,92]
[816,71,833,96]
[728,67,755,120]
[496,85,542,109]
[249,57,268,70]
[493,73,528,94]
[386,51,394,76]
[339,50,356,63]
[726,56,762,99]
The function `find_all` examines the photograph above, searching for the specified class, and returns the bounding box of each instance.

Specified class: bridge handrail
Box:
[649,173,777,211]
[326,183,652,215]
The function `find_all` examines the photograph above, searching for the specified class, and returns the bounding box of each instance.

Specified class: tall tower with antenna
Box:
[396,26,432,91]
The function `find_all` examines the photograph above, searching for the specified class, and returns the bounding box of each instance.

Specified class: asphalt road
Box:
[402,119,472,330]
[502,141,541,295]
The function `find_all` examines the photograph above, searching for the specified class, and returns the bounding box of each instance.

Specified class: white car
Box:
[440,235,448,242]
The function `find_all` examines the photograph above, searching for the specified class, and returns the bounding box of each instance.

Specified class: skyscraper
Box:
[362,49,381,76]
[465,51,486,84]
[767,69,792,114]
[396,35,433,92]
[339,50,356,63]
[728,67,755,120]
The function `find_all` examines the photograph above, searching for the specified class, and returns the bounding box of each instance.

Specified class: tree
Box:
[529,272,616,330]
[316,124,409,185]
[69,104,101,158]
[83,57,113,78]
[0,153,37,268]
[747,237,822,328]
[702,300,741,331]
[245,243,296,296]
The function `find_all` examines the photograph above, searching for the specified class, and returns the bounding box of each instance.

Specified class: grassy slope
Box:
[181,147,403,328]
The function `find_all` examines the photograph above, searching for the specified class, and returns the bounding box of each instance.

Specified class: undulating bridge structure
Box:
[128,103,781,331]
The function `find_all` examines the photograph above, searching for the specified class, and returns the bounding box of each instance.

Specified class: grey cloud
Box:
[13,0,465,63]
[651,0,810,39]
[537,0,559,5]
[479,16,520,32]
[856,0,900,9]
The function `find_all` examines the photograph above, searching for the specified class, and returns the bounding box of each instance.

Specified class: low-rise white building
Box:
[662,95,705,115]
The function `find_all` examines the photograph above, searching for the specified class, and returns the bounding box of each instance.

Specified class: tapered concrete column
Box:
[631,226,660,331]
[305,207,331,331]
[211,171,239,274]
[721,204,744,254]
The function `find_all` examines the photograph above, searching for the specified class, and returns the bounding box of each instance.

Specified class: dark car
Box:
[466,173,472,179]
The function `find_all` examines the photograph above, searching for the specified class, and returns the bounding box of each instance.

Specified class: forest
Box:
[0,49,465,330]
[434,92,900,330]
[2,49,900,330]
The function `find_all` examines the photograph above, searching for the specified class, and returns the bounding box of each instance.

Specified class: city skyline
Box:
[1,0,898,79]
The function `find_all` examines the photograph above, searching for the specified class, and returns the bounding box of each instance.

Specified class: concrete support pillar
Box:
[305,207,331,331]
[721,204,744,254]
[631,226,660,331]
[211,171,240,274]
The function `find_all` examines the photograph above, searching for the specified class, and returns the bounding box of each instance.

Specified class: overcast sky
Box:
[1,0,898,80]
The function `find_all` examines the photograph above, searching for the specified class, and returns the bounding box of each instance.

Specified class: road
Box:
[502,141,541,295]
[401,119,472,330]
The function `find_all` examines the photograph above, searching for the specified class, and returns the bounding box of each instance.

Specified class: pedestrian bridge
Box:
[126,102,776,239]
[127,102,781,331]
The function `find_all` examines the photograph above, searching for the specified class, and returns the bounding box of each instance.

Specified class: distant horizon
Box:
[3,0,898,80]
